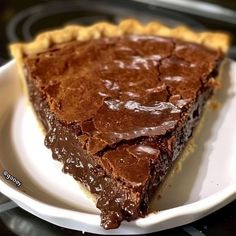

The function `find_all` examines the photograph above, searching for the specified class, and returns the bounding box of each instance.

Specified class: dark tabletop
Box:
[0,1,236,235]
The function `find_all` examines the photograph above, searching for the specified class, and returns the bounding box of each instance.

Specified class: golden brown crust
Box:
[10,19,230,56]
[9,19,230,97]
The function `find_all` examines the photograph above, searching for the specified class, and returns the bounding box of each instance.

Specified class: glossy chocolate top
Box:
[24,35,221,187]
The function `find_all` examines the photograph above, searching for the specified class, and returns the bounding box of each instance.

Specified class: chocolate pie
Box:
[10,20,229,229]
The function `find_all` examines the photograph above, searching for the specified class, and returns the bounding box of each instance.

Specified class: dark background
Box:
[0,1,236,235]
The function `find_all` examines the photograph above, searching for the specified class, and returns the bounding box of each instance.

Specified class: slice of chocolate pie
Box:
[10,20,229,229]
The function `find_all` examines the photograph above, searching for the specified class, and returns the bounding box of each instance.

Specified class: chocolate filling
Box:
[23,35,222,229]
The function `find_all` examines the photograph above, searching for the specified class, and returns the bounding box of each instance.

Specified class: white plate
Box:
[0,60,236,235]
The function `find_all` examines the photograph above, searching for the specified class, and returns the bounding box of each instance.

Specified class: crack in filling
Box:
[23,35,223,229]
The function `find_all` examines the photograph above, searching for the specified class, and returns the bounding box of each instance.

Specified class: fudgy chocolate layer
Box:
[24,35,222,229]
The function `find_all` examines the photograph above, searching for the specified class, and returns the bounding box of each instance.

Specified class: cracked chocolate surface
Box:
[24,35,222,229]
